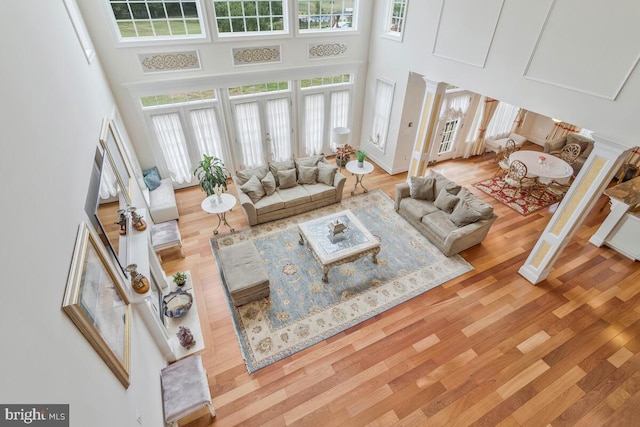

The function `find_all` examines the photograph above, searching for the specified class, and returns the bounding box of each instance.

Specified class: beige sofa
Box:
[543,133,594,176]
[233,155,346,226]
[394,170,498,256]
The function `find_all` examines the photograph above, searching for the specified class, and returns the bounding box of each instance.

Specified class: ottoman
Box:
[218,241,270,306]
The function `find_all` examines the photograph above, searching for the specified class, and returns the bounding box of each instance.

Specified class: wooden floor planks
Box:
[162,143,640,426]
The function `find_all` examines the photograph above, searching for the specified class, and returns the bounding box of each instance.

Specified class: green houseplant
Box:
[172,271,188,287]
[356,150,367,167]
[193,154,227,197]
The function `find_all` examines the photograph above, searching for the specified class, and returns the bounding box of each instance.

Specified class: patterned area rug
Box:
[210,191,473,373]
[473,176,562,216]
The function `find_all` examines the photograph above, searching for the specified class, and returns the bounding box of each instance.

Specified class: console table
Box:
[590,177,640,261]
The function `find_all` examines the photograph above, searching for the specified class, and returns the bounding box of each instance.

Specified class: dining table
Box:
[509,150,573,185]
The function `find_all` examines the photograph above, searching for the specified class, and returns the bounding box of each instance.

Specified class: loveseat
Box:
[543,133,594,176]
[394,170,498,256]
[233,155,346,226]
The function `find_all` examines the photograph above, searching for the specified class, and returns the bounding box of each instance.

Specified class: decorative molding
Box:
[232,46,281,66]
[432,0,504,68]
[308,42,348,59]
[138,51,200,73]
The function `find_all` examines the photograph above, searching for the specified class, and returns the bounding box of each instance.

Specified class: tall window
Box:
[298,0,356,32]
[108,0,205,40]
[300,75,352,155]
[370,78,394,152]
[213,0,287,36]
[143,90,227,184]
[486,102,519,140]
[384,0,408,39]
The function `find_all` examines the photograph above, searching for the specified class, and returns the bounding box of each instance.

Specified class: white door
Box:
[230,94,293,169]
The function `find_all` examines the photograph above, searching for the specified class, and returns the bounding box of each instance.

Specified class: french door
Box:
[230,94,293,169]
[432,118,463,162]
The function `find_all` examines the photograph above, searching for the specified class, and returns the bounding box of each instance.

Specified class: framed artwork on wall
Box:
[62,222,131,388]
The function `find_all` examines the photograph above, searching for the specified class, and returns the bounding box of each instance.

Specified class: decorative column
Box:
[518,135,630,284]
[408,79,447,177]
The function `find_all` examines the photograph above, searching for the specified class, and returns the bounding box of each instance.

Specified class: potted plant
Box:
[193,154,227,198]
[335,144,354,167]
[356,150,367,168]
[172,271,188,287]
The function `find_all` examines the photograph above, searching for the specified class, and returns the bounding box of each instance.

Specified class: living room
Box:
[3,1,640,426]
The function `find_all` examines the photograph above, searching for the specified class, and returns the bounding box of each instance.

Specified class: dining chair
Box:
[500,160,536,197]
[559,143,582,164]
[493,139,518,177]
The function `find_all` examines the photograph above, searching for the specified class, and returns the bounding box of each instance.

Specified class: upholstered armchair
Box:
[543,133,594,176]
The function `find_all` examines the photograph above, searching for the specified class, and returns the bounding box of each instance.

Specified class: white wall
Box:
[0,2,165,426]
[363,0,640,173]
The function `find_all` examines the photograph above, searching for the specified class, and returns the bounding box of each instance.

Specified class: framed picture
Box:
[62,222,131,388]
[99,118,132,205]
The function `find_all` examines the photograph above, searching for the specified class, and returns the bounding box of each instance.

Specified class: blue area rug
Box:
[211,191,473,373]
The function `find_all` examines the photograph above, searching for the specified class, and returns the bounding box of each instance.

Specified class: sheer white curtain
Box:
[234,102,264,168]
[485,102,519,140]
[98,157,118,199]
[189,107,225,162]
[440,93,470,120]
[266,98,292,161]
[304,93,325,155]
[371,79,394,151]
[330,90,350,149]
[151,113,192,184]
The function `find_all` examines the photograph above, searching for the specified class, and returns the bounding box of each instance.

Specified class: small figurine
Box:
[128,206,147,231]
[125,264,150,294]
[177,326,196,349]
[115,209,128,235]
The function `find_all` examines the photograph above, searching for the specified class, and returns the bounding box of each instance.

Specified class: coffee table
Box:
[298,209,380,282]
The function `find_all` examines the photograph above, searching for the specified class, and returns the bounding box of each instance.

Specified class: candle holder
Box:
[125,263,150,294]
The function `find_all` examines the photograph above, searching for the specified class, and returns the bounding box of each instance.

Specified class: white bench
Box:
[146,178,179,224]
[160,353,215,426]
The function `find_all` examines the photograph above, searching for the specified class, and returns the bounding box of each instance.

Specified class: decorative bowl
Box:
[163,288,193,318]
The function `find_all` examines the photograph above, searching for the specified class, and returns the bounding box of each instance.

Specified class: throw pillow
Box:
[297,165,318,185]
[261,171,276,196]
[434,188,460,213]
[142,166,162,191]
[457,188,494,220]
[240,174,265,203]
[428,170,461,196]
[269,159,295,186]
[449,200,483,227]
[409,176,436,200]
[278,168,298,189]
[317,162,338,186]
[236,165,269,186]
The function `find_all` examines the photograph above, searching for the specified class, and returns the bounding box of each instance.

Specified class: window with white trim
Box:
[370,78,394,152]
[213,0,287,36]
[300,74,352,155]
[383,0,408,39]
[108,0,205,41]
[142,90,227,184]
[298,0,356,33]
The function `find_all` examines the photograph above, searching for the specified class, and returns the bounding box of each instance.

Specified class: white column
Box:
[518,135,630,284]
[408,79,447,178]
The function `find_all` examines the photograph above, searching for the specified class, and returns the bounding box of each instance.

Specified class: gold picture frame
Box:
[62,222,131,388]
[99,118,132,205]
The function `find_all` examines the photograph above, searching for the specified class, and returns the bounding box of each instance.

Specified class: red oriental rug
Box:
[473,176,562,216]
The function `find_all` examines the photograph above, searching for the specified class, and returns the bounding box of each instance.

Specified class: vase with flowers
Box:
[335,144,354,167]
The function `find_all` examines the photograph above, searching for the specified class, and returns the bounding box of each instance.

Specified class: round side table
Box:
[345,160,374,195]
[201,193,237,234]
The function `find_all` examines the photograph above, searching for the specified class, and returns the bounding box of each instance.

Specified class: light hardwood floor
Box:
[162,144,640,426]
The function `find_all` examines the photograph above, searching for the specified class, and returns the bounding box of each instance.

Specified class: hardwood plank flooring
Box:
[162,143,640,426]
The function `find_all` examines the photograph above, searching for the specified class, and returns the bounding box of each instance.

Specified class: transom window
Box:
[108,0,204,40]
[300,74,351,88]
[228,81,289,97]
[141,90,216,108]
[298,0,356,32]
[213,0,287,36]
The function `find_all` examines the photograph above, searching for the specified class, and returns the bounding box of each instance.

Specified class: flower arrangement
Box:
[538,155,546,164]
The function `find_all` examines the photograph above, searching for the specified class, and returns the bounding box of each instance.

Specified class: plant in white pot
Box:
[193,154,227,201]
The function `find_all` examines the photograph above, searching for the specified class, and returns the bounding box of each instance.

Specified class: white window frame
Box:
[381,0,408,41]
[299,76,353,155]
[297,0,358,36]
[212,0,290,40]
[105,0,209,46]
[62,0,95,63]
[370,78,395,153]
